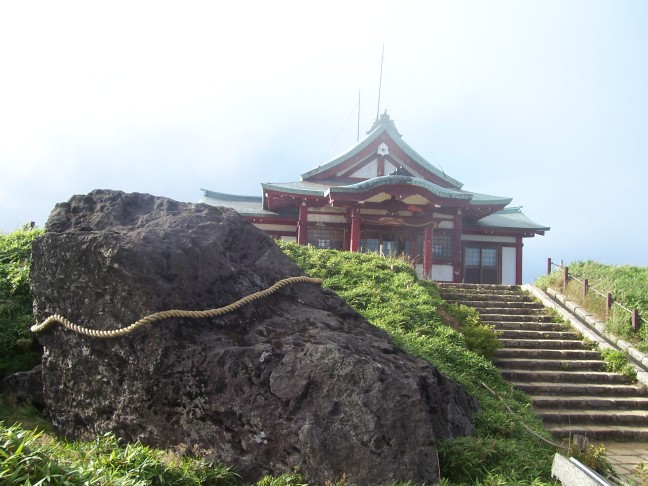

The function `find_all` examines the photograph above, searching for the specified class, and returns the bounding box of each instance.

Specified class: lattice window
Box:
[433,233,453,259]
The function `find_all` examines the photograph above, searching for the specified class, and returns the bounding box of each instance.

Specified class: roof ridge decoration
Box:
[367,111,402,136]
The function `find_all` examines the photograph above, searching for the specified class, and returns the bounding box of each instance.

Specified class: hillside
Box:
[1,232,558,485]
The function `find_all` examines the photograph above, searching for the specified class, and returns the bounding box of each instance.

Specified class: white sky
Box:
[1,0,646,282]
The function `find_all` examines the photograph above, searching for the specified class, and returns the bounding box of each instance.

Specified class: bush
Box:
[0,228,44,378]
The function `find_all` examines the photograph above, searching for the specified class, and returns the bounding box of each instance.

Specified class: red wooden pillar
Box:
[423,224,433,278]
[349,207,360,252]
[515,237,523,285]
[453,210,463,283]
[297,200,308,245]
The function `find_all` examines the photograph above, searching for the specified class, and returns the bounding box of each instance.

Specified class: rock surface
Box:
[1,365,44,409]
[31,189,478,485]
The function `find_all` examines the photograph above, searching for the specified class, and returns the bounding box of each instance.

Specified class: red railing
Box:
[547,258,646,332]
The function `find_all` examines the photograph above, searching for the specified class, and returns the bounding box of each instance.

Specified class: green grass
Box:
[0,424,239,485]
[536,260,648,350]
[1,239,562,484]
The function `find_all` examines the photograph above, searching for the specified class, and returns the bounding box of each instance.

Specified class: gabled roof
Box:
[300,112,463,189]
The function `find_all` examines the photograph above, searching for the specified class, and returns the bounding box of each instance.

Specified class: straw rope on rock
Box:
[31,276,323,338]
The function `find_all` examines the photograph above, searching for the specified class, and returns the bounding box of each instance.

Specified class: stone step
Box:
[501,369,631,384]
[538,409,648,425]
[474,304,545,312]
[493,358,606,371]
[512,381,646,396]
[493,322,569,331]
[478,309,547,318]
[531,395,648,410]
[548,424,648,440]
[480,314,556,323]
[495,348,602,360]
[440,294,534,303]
[499,338,591,350]
[437,283,521,291]
[440,283,648,443]
[496,329,581,340]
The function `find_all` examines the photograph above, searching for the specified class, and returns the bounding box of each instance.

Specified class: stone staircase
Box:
[437,283,648,441]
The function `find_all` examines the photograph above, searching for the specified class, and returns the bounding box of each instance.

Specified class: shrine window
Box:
[307,227,344,250]
[433,233,453,260]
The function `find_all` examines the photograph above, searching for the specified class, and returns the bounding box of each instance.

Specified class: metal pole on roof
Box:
[357,89,361,142]
[376,44,384,120]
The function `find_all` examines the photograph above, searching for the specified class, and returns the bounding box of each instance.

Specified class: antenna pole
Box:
[376,44,384,119]
[357,89,361,141]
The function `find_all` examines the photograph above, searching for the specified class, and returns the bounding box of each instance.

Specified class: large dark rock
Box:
[31,189,478,485]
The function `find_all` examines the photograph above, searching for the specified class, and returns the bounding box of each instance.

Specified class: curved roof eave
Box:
[389,127,463,189]
[462,190,513,207]
[299,126,383,180]
[261,182,326,197]
[326,175,472,200]
[469,207,550,232]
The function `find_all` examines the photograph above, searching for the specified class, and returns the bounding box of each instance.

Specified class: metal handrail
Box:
[548,258,647,330]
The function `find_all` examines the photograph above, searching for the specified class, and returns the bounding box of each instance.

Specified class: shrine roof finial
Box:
[367,110,401,136]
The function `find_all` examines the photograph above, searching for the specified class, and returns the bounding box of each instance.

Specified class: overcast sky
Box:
[1,0,646,282]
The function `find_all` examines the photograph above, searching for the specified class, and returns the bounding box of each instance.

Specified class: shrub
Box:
[0,228,44,378]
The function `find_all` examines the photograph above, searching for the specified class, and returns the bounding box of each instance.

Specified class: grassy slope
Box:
[1,236,558,485]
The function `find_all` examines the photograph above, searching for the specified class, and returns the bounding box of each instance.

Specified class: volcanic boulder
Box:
[31,189,478,485]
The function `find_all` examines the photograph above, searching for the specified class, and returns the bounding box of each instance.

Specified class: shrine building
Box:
[201,113,549,284]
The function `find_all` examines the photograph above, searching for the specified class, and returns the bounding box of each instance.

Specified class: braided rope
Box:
[31,276,323,338]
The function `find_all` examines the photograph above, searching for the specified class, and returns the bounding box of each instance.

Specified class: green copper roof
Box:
[200,189,278,217]
[301,113,463,189]
[466,207,550,232]
[326,175,472,200]
[261,181,328,197]
[260,177,514,206]
[461,190,513,207]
